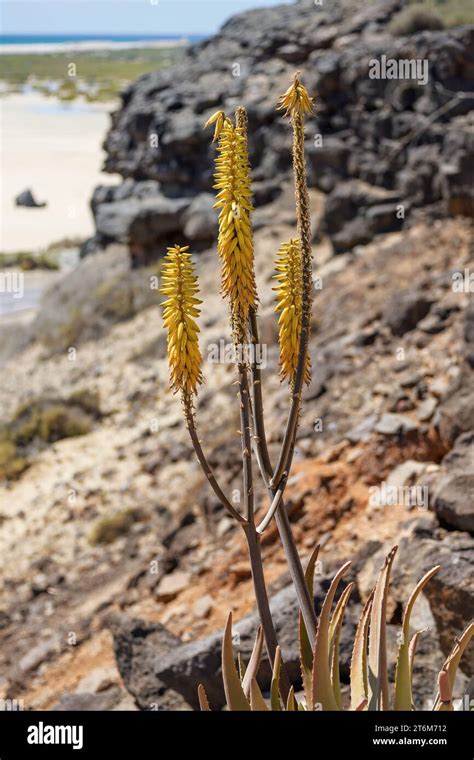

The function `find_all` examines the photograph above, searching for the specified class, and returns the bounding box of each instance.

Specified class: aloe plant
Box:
[160,74,473,712]
[198,548,473,711]
[161,74,318,698]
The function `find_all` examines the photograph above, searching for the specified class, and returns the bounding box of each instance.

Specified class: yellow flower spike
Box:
[160,245,203,396]
[209,107,257,335]
[277,72,315,117]
[273,239,311,386]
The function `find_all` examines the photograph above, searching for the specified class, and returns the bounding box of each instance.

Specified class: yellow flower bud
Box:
[273,239,311,386]
[160,245,202,395]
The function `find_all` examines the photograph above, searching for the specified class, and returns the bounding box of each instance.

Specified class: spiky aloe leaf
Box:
[329,582,354,709]
[286,685,297,711]
[433,622,474,711]
[299,544,320,708]
[409,629,427,679]
[367,546,397,711]
[198,683,210,711]
[250,677,269,711]
[222,612,250,711]
[241,626,263,700]
[271,645,282,711]
[350,591,373,711]
[394,565,440,711]
[312,561,351,711]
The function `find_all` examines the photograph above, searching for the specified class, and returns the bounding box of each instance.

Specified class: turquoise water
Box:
[0,33,203,45]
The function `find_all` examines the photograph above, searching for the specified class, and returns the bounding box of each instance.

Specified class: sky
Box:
[1,0,292,36]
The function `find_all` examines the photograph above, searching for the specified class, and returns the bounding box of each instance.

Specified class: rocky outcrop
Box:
[85,0,474,262]
[432,432,474,533]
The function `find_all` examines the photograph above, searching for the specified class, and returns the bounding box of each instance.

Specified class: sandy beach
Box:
[0,92,119,252]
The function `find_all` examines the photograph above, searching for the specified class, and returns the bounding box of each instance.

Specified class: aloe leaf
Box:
[198,683,210,711]
[242,626,263,699]
[329,582,354,709]
[394,565,440,711]
[270,645,282,711]
[409,628,427,680]
[222,612,250,711]
[250,677,269,711]
[368,546,398,711]
[286,685,297,711]
[433,622,474,711]
[350,591,373,711]
[299,544,320,708]
[312,561,351,711]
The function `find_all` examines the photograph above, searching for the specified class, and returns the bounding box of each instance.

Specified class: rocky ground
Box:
[0,210,472,710]
[0,0,473,713]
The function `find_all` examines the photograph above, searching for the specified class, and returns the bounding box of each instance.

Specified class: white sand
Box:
[0,92,120,252]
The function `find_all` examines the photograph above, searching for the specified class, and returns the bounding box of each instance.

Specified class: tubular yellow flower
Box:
[277,72,315,117]
[203,110,226,142]
[274,238,311,386]
[207,111,257,327]
[160,245,202,396]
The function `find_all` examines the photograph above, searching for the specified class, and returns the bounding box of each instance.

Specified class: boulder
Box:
[438,373,474,444]
[432,432,474,533]
[14,188,46,208]
[382,289,433,336]
[107,614,192,710]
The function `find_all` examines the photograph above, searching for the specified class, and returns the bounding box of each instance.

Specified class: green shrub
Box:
[389,4,444,34]
[0,440,29,481]
[88,508,143,546]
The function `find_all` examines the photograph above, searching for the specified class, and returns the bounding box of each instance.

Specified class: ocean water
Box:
[0,33,203,45]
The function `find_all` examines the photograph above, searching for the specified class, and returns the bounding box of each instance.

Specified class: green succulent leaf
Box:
[394,565,440,711]
[250,677,269,711]
[350,591,373,711]
[408,628,427,680]
[241,626,263,699]
[329,582,354,709]
[286,685,297,711]
[433,622,474,711]
[312,560,351,711]
[271,645,282,711]
[222,612,251,711]
[367,546,397,711]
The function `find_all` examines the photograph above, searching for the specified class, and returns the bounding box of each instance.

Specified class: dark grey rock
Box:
[108,613,191,710]
[432,432,474,533]
[383,289,433,336]
[375,413,418,436]
[14,188,46,208]
[182,193,216,241]
[84,1,474,260]
[438,374,474,444]
[433,475,474,533]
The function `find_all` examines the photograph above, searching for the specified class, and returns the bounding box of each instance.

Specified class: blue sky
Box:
[2,0,291,36]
